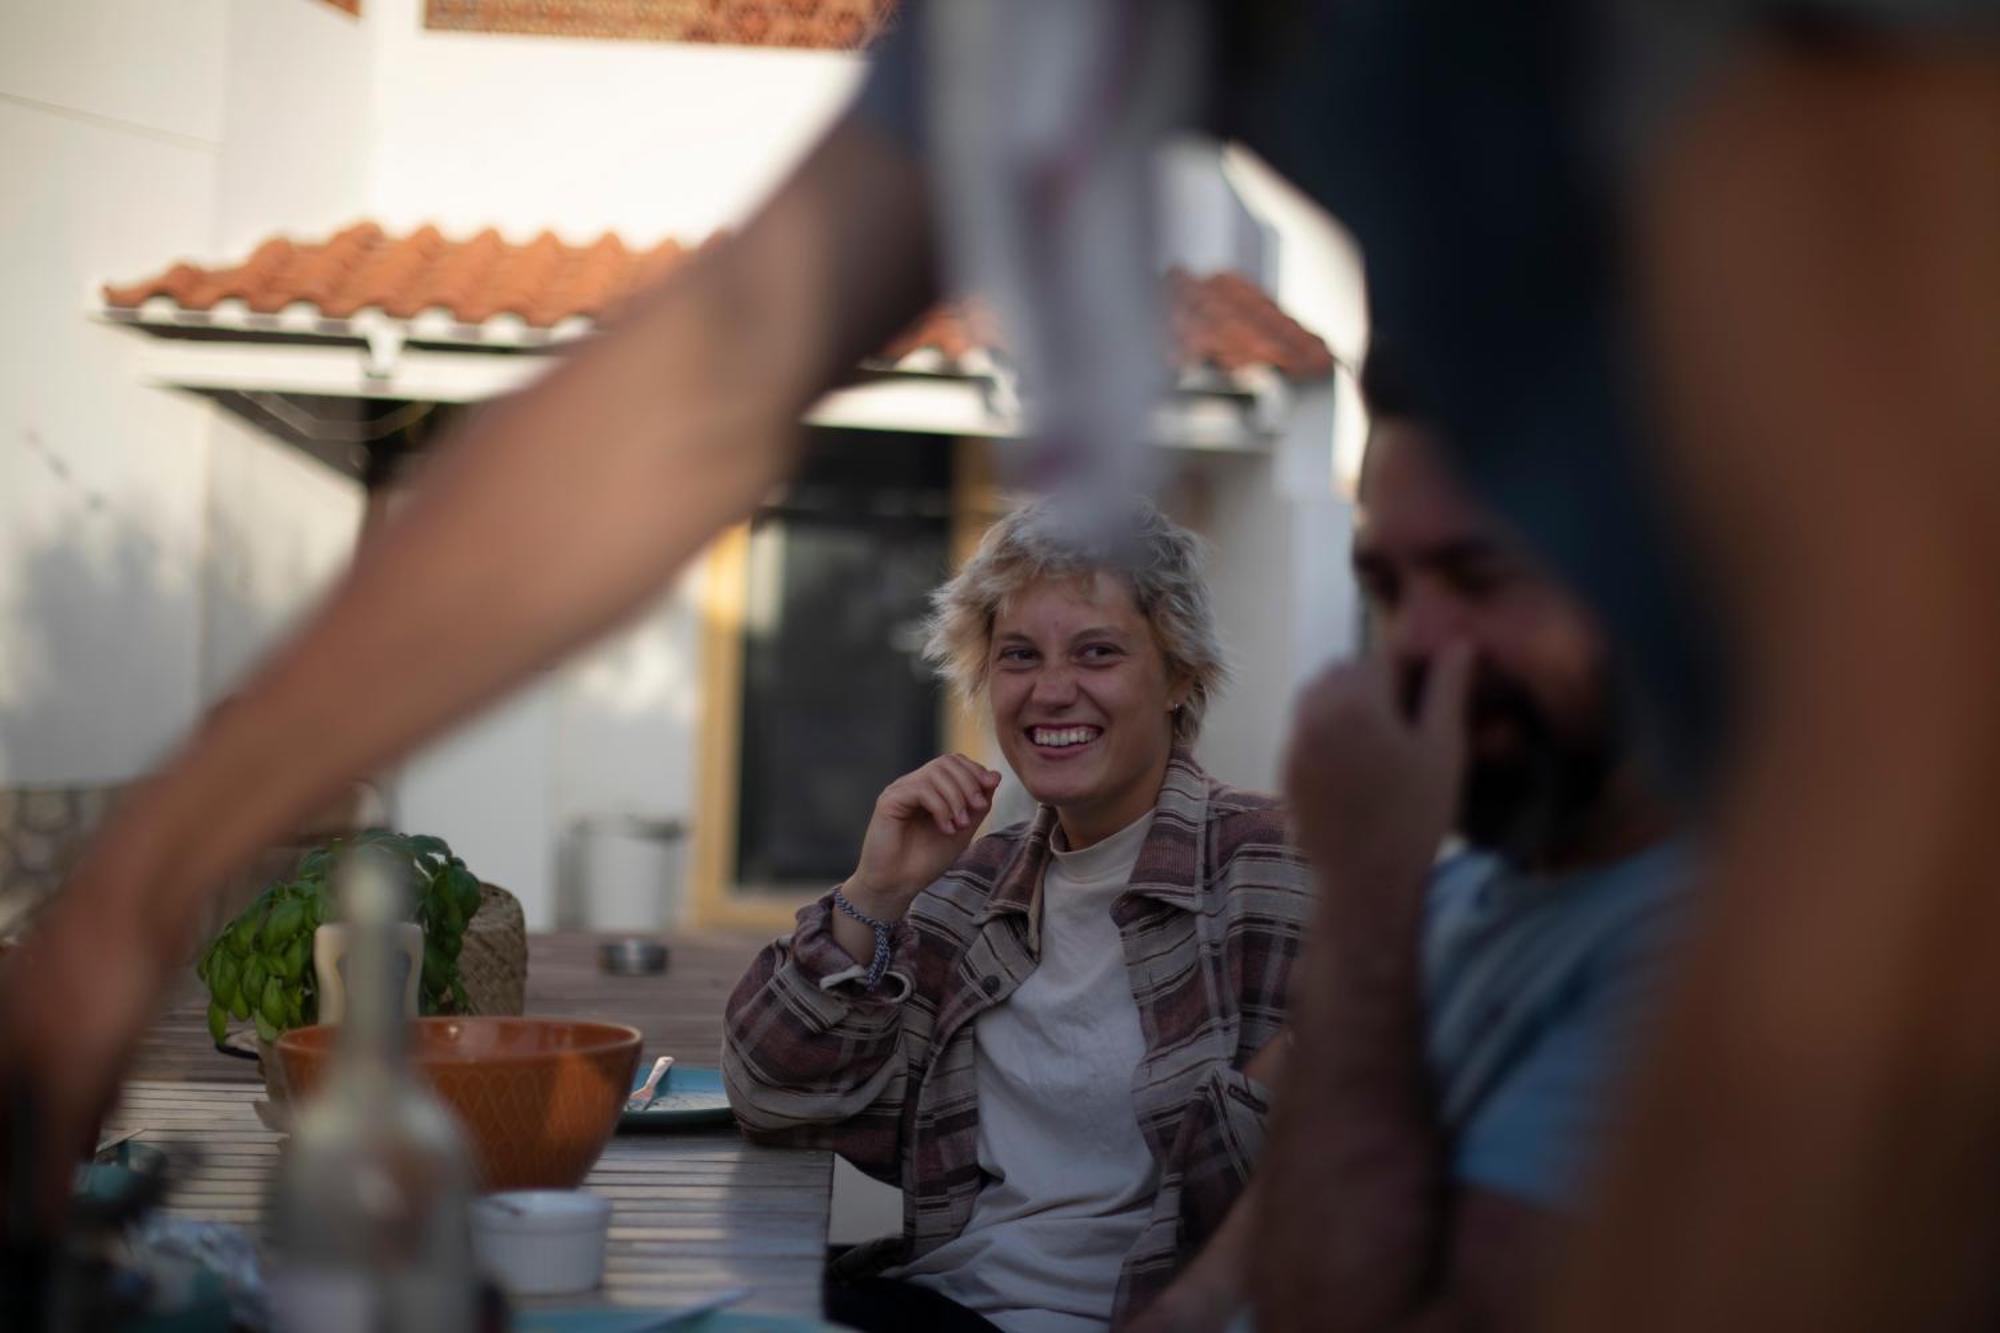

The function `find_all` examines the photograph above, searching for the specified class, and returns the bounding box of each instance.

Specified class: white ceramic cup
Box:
[470,1190,612,1297]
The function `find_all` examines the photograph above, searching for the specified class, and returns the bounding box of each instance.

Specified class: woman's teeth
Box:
[1031,726,1098,748]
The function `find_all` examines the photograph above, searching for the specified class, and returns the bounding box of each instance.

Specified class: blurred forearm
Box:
[1252,872,1451,1333]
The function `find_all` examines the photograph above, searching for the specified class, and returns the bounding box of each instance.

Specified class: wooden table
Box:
[115,929,839,1321]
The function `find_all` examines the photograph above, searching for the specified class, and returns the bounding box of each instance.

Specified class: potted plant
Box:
[196,830,484,1049]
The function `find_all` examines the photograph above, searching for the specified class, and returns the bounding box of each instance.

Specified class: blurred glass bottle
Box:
[267,845,477,1333]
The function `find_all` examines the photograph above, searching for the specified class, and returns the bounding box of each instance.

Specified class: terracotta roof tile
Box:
[1167,268,1338,379]
[879,297,1003,365]
[291,222,384,314]
[875,271,1337,381]
[353,224,449,319]
[103,224,1335,380]
[565,234,632,319]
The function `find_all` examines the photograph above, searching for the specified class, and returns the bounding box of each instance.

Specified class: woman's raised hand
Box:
[844,754,1003,919]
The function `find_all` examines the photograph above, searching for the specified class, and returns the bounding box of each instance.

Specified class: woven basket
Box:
[458,882,527,1018]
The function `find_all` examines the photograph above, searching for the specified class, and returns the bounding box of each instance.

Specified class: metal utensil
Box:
[600,938,668,976]
[625,1055,674,1112]
[631,1285,751,1331]
[92,1126,145,1161]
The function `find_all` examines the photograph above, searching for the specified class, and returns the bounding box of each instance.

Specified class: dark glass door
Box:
[734,430,953,889]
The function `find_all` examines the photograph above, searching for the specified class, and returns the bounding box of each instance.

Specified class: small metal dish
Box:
[599,938,669,976]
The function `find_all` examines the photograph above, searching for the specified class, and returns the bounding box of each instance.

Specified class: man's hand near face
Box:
[1253,639,1554,1333]
[1285,643,1470,925]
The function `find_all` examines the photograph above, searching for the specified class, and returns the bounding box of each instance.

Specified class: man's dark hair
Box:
[1358,337,1425,422]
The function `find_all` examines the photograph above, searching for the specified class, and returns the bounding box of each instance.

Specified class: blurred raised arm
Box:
[0,110,936,1213]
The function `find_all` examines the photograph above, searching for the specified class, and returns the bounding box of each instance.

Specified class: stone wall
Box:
[0,785,124,934]
[0,784,367,950]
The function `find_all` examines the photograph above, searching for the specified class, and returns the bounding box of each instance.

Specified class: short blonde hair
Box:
[923,497,1229,746]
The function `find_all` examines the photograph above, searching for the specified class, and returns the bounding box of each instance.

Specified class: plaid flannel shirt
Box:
[722,751,1313,1322]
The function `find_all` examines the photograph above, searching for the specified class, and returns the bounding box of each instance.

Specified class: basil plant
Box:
[196,830,482,1044]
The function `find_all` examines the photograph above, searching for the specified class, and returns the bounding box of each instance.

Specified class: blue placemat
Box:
[74,1139,169,1205]
[619,1062,734,1130]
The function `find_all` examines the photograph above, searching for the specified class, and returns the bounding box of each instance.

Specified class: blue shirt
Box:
[1422,841,1690,1210]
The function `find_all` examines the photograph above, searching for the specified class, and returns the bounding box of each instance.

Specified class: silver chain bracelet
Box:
[831,886,895,988]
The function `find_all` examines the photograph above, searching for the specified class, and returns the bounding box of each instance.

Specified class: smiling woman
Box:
[928,501,1229,851]
[723,498,1315,1333]
[928,502,1228,750]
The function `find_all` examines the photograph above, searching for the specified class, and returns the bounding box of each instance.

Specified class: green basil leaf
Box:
[207,1001,228,1044]
[260,977,286,1030]
[448,864,481,917]
[268,900,305,947]
[253,1012,278,1044]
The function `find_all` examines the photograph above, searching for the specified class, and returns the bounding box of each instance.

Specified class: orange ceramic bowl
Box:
[274,1017,642,1190]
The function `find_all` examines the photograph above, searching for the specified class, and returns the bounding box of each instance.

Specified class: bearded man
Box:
[1248,346,1688,1333]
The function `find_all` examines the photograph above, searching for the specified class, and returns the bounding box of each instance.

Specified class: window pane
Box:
[734,431,952,888]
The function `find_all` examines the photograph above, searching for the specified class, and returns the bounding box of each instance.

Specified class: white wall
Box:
[213,0,374,254]
[365,0,862,243]
[1195,388,1358,794]
[1158,138,1268,280]
[1224,145,1373,493]
[200,412,366,698]
[394,680,561,914]
[0,0,228,784]
[0,1,228,147]
[548,575,705,920]
[201,0,374,698]
[393,576,707,931]
[0,0,381,786]
[1176,145,1368,794]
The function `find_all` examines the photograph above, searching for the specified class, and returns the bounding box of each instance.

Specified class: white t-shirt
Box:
[894,811,1158,1332]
